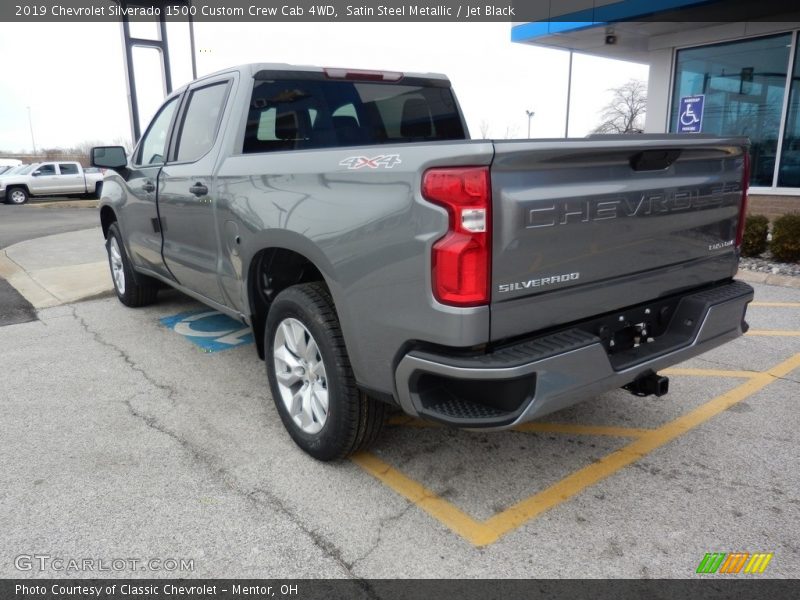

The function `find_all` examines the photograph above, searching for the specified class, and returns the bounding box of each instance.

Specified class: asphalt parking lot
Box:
[1,281,798,578]
[0,199,98,249]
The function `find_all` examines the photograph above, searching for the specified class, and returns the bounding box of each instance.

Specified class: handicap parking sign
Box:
[160,310,253,352]
[678,95,705,133]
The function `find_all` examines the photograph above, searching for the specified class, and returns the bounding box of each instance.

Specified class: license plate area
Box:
[576,297,683,355]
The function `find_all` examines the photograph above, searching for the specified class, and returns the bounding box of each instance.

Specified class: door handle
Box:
[142,180,155,193]
[189,183,208,197]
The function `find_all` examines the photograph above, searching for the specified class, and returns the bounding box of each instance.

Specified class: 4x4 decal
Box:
[339,154,402,169]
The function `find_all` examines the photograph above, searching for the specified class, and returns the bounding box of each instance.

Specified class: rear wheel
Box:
[265,282,386,461]
[90,182,103,199]
[106,222,159,307]
[6,187,28,205]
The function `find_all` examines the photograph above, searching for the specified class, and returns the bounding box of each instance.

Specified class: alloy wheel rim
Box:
[10,190,25,204]
[109,237,125,294]
[272,317,329,434]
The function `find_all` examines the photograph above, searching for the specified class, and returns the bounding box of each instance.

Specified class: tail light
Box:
[422,167,491,306]
[735,149,750,248]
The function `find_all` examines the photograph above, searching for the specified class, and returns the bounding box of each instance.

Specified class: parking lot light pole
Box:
[526,109,535,138]
[27,106,37,156]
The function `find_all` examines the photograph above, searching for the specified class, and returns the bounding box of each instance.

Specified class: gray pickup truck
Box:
[92,63,753,461]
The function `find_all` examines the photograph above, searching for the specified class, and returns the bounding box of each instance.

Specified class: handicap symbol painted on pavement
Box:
[160,310,253,352]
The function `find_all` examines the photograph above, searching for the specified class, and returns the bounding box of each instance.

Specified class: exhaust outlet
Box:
[624,371,669,397]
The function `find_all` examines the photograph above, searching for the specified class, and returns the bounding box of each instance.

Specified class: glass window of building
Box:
[671,34,792,187]
[779,39,800,187]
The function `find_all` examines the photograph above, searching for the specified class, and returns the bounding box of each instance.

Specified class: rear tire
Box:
[6,187,28,205]
[91,182,103,200]
[106,222,159,307]
[265,282,386,461]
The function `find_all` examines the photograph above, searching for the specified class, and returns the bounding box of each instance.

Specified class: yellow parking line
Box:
[483,357,800,542]
[354,352,800,547]
[750,302,800,308]
[513,422,652,438]
[662,367,758,378]
[350,452,497,546]
[765,354,800,379]
[746,330,800,337]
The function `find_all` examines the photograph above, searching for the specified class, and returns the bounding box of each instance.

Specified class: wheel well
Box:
[6,184,30,195]
[100,206,117,238]
[248,248,325,359]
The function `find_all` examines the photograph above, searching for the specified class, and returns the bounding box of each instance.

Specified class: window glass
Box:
[332,103,358,121]
[58,163,79,175]
[1,165,23,176]
[671,34,792,187]
[779,37,800,187]
[243,78,465,153]
[35,164,56,175]
[256,108,278,140]
[175,82,229,162]
[137,96,179,166]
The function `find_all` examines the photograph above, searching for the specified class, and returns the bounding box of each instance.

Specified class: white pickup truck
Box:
[0,161,103,204]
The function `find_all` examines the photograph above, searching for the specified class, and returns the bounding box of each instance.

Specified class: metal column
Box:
[118,1,196,144]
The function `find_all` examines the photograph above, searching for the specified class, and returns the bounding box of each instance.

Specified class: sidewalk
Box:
[0,227,112,309]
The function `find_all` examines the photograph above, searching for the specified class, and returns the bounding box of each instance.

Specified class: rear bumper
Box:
[394,280,753,428]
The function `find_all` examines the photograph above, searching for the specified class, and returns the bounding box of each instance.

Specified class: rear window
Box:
[243,77,465,153]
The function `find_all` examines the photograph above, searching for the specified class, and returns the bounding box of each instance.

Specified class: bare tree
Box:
[71,139,106,160]
[112,136,134,155]
[478,120,491,139]
[592,79,647,134]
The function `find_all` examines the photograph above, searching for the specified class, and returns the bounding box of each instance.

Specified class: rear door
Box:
[489,136,747,341]
[158,76,233,304]
[57,163,84,194]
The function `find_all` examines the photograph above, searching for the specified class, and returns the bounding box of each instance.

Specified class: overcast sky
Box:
[0,21,648,152]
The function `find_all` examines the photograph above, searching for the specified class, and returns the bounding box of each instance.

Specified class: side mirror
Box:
[31,171,41,176]
[91,146,127,169]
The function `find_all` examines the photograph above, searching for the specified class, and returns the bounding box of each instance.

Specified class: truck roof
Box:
[175,62,451,94]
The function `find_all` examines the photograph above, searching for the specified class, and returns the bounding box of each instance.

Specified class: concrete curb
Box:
[0,227,114,309]
[29,199,98,209]
[0,249,114,309]
[0,250,60,308]
[736,268,800,289]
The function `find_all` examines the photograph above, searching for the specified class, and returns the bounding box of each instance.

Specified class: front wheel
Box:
[6,187,28,205]
[265,282,386,461]
[106,222,159,307]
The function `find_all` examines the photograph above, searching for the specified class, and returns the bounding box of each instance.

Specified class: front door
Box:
[118,95,182,276]
[158,78,232,304]
[28,163,58,194]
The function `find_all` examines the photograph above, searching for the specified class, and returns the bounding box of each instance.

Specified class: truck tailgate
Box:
[489,136,747,342]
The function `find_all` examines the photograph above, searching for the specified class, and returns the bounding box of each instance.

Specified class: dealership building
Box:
[513,0,800,218]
